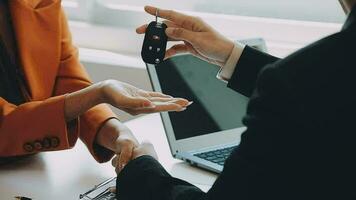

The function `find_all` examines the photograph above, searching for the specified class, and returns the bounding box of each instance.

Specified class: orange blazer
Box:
[0,0,116,163]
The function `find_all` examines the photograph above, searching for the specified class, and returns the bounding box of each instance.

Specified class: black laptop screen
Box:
[151,55,248,140]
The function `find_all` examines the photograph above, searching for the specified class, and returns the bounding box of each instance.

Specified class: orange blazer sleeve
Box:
[52,9,117,163]
[0,95,78,157]
[0,2,81,159]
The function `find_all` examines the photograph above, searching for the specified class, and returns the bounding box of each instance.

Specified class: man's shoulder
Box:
[270,29,355,79]
[258,29,356,99]
[278,31,350,68]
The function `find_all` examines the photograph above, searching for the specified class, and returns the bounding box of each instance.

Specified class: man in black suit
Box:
[113,1,356,199]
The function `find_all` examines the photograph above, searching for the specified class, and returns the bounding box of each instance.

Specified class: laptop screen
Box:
[149,55,248,140]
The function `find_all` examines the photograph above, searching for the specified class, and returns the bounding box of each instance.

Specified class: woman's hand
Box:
[136,6,235,66]
[96,119,139,171]
[101,79,190,115]
[112,141,158,173]
[64,79,191,121]
[64,79,190,166]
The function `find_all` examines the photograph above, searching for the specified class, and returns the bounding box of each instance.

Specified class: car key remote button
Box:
[141,21,168,65]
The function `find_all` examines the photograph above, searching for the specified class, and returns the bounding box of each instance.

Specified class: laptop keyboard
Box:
[194,146,236,166]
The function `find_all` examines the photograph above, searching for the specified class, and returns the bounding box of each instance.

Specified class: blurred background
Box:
[96,0,345,22]
[61,0,344,120]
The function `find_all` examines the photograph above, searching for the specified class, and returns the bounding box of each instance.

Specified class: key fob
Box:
[141,21,168,64]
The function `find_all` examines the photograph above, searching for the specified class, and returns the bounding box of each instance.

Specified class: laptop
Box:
[146,54,249,173]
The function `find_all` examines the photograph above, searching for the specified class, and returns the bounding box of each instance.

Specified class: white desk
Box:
[0,114,217,200]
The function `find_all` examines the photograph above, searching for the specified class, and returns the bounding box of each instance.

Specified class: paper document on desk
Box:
[79,177,117,200]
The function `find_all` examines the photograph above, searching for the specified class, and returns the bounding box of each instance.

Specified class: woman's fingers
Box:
[112,156,120,174]
[120,97,191,115]
[147,91,173,98]
[121,103,182,116]
[130,101,187,114]
[118,143,134,171]
[132,141,158,160]
[120,96,155,109]
[155,102,186,112]
[148,97,179,102]
[146,102,184,112]
[137,90,173,99]
[114,138,136,173]
[149,97,191,107]
[138,90,186,103]
[150,96,192,106]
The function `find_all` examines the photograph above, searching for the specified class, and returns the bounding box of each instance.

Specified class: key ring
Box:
[155,8,159,22]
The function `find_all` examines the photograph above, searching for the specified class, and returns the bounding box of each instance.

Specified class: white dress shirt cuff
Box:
[216,42,246,83]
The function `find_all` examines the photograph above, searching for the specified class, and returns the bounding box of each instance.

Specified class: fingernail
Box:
[187,101,194,106]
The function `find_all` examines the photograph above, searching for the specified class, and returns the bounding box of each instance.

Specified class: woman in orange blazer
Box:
[0,0,189,169]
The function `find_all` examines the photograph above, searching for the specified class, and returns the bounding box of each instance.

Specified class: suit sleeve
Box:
[227,46,279,97]
[117,153,263,200]
[117,63,295,200]
[52,8,117,163]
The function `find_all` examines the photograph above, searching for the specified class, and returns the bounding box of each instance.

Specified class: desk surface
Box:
[0,114,218,200]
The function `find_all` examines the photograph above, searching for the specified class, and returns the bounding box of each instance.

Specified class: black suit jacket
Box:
[117,7,356,200]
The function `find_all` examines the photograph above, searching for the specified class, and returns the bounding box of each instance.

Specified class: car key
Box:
[141,9,168,64]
